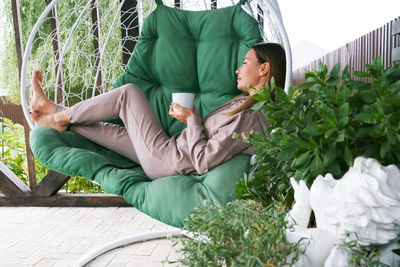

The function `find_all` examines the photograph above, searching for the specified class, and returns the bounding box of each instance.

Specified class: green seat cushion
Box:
[31,126,250,227]
[30,2,261,227]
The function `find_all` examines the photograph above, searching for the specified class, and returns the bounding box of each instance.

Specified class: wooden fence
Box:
[293,16,400,85]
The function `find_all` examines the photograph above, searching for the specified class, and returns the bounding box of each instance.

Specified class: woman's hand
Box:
[169,103,196,124]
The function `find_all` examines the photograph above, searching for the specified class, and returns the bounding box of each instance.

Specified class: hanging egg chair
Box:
[21,0,292,228]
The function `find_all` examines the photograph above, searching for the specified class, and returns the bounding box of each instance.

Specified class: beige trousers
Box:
[59,84,170,180]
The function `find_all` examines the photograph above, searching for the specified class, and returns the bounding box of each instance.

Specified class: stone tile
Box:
[53,258,76,267]
[0,207,178,266]
[106,258,129,267]
[34,258,59,267]
[107,243,141,255]
[164,262,183,267]
[144,262,164,267]
[126,255,151,264]
[86,253,115,266]
[150,244,173,262]
[69,237,96,254]
[134,239,160,256]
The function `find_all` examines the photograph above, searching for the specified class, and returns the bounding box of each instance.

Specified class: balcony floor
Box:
[0,207,182,266]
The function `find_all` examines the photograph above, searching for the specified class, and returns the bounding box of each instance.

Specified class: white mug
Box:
[172,93,195,111]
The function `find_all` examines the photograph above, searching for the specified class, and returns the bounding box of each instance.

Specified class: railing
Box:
[293,16,400,85]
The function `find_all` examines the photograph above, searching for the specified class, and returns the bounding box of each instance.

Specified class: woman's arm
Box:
[182,113,253,174]
[169,103,265,175]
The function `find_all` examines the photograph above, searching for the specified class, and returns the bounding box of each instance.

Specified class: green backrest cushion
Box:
[30,2,262,227]
[113,3,261,135]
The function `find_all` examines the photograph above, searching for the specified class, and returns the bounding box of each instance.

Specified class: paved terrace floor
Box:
[0,207,183,267]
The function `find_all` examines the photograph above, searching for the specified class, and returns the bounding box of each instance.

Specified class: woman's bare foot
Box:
[30,70,57,114]
[31,110,70,132]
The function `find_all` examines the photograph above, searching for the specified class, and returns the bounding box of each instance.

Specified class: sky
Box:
[1,0,399,72]
[278,0,400,69]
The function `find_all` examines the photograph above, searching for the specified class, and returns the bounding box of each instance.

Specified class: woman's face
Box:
[235,48,268,94]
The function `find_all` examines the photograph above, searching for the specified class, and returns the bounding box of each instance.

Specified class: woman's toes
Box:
[33,70,43,83]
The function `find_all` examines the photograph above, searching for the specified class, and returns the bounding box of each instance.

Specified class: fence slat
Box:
[293,16,400,85]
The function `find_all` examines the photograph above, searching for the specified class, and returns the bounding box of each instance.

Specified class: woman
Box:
[31,43,286,180]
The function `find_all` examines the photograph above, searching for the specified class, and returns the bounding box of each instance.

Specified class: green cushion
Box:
[30,2,261,227]
[31,127,250,227]
[113,3,261,136]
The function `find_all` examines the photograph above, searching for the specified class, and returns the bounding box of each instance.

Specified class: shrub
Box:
[237,59,400,205]
[177,59,400,266]
[174,200,304,267]
[0,117,103,193]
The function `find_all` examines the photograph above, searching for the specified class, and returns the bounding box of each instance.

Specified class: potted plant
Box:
[174,59,400,266]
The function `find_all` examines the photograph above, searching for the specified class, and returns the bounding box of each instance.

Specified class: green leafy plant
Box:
[178,59,399,267]
[1,118,31,184]
[0,117,103,193]
[174,200,305,267]
[65,176,104,193]
[238,59,400,205]
[341,234,389,267]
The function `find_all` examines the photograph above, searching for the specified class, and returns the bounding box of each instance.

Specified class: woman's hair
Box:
[226,43,286,116]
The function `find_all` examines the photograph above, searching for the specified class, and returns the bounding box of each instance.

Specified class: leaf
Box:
[323,145,336,166]
[326,76,340,86]
[341,65,349,78]
[338,103,350,119]
[338,117,349,127]
[287,85,295,99]
[376,98,384,114]
[369,126,387,138]
[296,91,317,104]
[330,63,340,78]
[355,127,371,138]
[326,63,341,85]
[344,145,354,167]
[318,60,324,73]
[310,155,323,177]
[324,128,336,139]
[384,95,400,107]
[336,129,345,142]
[363,144,380,158]
[355,112,374,123]
[317,61,328,79]
[387,133,397,145]
[388,80,400,95]
[327,162,342,178]
[251,101,266,111]
[353,71,372,78]
[380,141,391,158]
[293,151,312,168]
[277,149,293,161]
[296,138,312,149]
[297,81,318,90]
[318,123,334,131]
[388,112,400,123]
[303,124,325,136]
[317,103,337,126]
